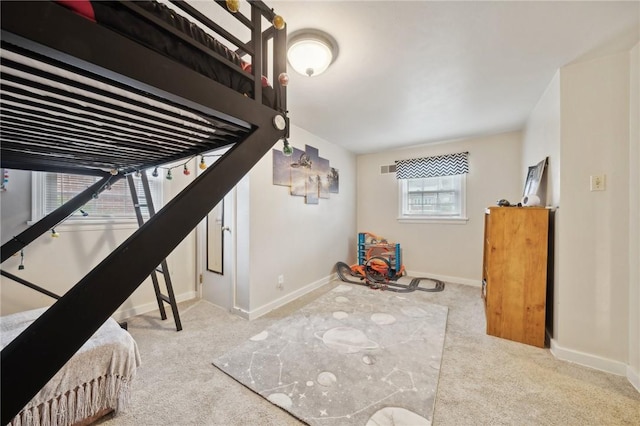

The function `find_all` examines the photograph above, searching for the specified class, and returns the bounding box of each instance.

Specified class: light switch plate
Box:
[590,174,606,191]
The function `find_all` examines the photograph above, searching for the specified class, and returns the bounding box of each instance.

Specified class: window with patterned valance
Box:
[395,152,469,222]
[395,152,469,179]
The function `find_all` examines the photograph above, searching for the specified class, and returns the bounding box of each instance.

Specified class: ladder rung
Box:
[134,203,148,208]
[155,267,164,273]
[160,294,171,303]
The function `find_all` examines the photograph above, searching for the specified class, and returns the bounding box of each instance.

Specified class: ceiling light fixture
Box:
[287,29,338,77]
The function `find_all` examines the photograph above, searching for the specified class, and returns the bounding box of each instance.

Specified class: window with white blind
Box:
[396,152,469,223]
[31,171,163,224]
[398,175,466,221]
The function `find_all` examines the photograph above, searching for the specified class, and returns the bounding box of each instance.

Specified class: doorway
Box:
[197,149,235,310]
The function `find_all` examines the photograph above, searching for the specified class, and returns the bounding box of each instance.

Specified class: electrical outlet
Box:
[277,274,284,290]
[590,174,606,191]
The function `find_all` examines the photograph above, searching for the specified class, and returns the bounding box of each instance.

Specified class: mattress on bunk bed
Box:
[56,0,275,107]
[1,307,141,426]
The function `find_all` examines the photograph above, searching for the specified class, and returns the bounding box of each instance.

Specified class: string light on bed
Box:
[287,29,338,77]
[146,153,223,180]
[278,73,289,86]
[226,0,240,13]
[282,139,294,156]
[18,249,25,270]
[1,168,8,191]
[273,15,286,31]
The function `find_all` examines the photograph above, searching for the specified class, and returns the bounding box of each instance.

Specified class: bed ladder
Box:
[127,171,182,331]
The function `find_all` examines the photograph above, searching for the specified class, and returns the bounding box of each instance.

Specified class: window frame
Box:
[397,174,468,224]
[30,171,163,228]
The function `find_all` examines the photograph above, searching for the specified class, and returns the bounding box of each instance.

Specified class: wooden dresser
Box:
[482,206,550,347]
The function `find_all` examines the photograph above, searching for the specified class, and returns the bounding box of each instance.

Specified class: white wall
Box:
[357,131,522,285]
[235,124,357,316]
[0,164,198,320]
[553,50,631,372]
[628,42,640,389]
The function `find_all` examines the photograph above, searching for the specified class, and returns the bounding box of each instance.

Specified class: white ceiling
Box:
[270,1,640,154]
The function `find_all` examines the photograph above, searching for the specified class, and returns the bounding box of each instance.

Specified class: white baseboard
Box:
[232,274,336,320]
[628,366,640,393]
[549,337,628,376]
[405,270,482,287]
[112,290,197,322]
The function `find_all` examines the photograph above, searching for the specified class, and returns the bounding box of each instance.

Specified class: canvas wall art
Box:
[289,147,307,197]
[273,144,339,204]
[317,158,330,199]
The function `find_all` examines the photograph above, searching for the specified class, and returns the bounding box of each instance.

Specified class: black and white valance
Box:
[395,152,469,179]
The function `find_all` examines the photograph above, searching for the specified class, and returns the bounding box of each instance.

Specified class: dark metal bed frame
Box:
[0,1,288,422]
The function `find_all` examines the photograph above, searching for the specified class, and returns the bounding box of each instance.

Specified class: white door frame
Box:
[195,150,237,311]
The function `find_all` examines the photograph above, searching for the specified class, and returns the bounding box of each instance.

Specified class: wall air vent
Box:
[380,164,397,175]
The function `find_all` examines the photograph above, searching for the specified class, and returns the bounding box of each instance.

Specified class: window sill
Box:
[397,217,469,224]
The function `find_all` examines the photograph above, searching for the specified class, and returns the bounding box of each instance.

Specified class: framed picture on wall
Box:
[523,157,548,197]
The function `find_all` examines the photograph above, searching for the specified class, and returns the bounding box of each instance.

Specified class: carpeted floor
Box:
[98,280,640,425]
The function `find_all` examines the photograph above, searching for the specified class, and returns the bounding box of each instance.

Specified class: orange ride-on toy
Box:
[336,232,445,293]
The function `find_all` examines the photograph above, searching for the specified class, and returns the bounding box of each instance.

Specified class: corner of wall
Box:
[628,366,640,393]
[549,337,628,377]
[627,40,640,387]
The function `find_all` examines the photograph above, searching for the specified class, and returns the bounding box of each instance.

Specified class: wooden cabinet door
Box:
[483,207,549,347]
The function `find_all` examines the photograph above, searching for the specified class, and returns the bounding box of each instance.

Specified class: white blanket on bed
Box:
[1,308,141,426]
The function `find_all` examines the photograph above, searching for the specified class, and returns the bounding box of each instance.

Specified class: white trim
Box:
[405,270,481,287]
[111,290,197,322]
[627,366,640,393]
[549,338,628,376]
[231,273,336,320]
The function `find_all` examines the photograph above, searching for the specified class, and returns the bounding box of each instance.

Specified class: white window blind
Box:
[32,172,163,223]
[399,175,465,219]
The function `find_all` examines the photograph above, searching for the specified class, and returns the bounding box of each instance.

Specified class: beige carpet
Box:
[98,281,640,425]
[213,284,448,425]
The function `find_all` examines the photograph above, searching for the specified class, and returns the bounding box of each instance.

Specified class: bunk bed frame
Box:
[0,1,288,422]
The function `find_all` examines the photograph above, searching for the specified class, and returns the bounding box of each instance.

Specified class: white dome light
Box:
[287,29,338,77]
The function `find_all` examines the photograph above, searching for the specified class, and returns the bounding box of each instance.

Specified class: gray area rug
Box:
[213,284,448,425]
